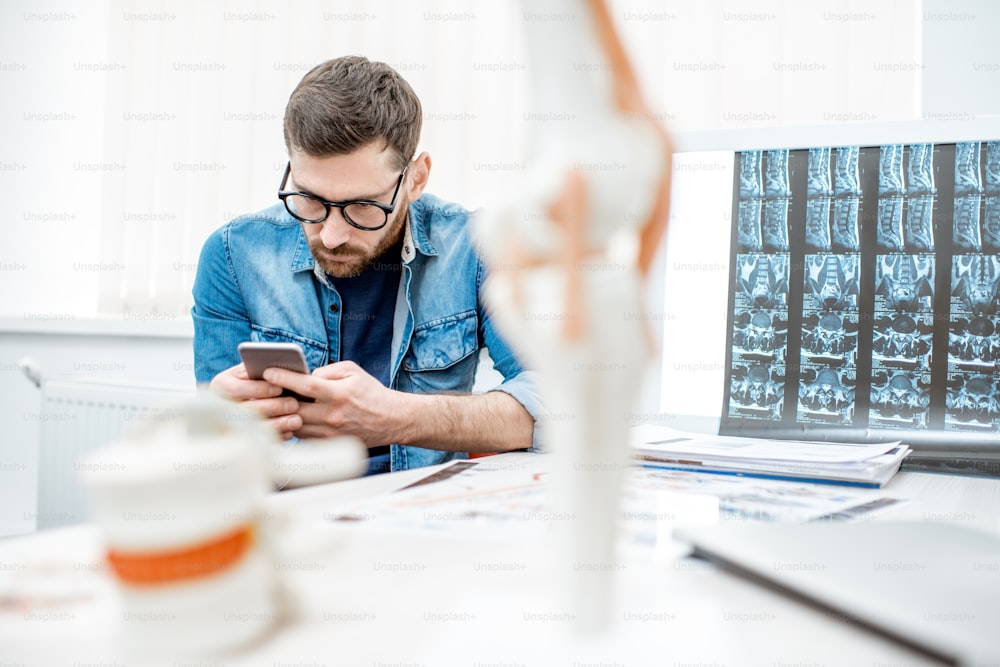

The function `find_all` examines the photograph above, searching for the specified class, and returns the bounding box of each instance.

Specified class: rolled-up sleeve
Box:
[490,369,545,452]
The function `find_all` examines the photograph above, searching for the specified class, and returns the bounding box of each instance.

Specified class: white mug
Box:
[77,389,367,657]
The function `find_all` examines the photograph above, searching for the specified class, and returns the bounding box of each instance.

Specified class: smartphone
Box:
[237,341,314,402]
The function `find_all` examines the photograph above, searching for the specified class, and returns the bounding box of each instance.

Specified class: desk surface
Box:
[1,452,998,667]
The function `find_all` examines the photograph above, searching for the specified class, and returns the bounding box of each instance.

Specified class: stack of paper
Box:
[631,425,911,488]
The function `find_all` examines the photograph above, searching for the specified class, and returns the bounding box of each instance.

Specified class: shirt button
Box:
[330,303,339,313]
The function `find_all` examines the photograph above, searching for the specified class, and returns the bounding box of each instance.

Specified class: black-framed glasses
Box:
[277,161,408,231]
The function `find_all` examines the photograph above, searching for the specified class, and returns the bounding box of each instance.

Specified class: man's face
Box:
[288,144,409,279]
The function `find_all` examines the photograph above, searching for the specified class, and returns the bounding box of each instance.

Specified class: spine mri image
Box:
[724,141,1000,438]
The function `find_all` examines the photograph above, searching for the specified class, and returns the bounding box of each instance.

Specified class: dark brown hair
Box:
[283,56,421,170]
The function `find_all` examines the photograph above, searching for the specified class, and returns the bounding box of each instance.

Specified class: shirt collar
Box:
[290,228,315,273]
[401,199,438,261]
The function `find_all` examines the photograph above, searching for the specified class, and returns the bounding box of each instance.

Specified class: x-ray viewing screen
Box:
[721,141,1000,443]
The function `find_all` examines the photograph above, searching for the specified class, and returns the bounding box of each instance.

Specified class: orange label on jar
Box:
[107,525,254,586]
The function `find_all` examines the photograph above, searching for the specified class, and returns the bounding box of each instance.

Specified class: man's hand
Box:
[263,361,534,453]
[263,361,404,446]
[209,363,303,439]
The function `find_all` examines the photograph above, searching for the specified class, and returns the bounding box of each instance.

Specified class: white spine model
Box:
[472,0,673,633]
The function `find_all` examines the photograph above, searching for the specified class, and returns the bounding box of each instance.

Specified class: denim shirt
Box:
[191,194,542,471]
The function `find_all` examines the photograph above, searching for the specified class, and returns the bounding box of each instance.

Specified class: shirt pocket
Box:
[401,310,479,391]
[249,325,328,371]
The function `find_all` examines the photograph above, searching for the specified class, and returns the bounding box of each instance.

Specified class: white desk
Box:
[1,452,998,667]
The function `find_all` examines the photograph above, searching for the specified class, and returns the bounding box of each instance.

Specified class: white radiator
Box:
[37,377,194,531]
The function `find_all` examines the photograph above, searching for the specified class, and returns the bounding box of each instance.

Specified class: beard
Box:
[308,205,407,279]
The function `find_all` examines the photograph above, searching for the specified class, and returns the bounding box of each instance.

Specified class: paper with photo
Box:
[323,456,905,548]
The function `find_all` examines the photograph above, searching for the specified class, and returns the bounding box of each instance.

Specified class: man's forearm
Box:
[393,390,534,453]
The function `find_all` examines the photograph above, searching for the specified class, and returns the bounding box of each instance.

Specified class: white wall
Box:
[1,0,928,321]
[922,0,1000,120]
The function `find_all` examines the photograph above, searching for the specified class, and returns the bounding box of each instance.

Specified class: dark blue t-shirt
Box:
[328,262,400,387]
[320,241,402,474]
